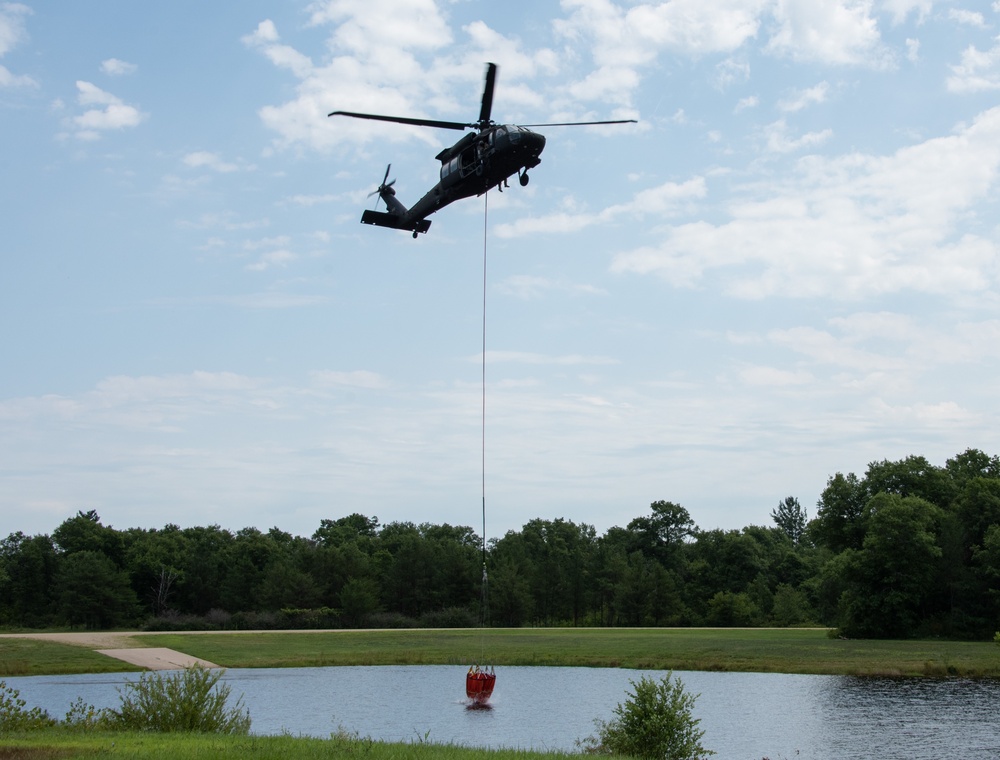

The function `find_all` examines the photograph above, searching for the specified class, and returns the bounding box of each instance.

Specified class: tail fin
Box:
[361,209,431,234]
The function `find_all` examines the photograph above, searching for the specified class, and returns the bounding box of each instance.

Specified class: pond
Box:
[7,665,1000,759]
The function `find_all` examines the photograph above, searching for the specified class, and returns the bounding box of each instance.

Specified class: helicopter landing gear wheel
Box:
[519,171,529,187]
[413,231,419,239]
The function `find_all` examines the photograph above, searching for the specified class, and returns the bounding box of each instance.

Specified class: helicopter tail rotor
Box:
[368,164,397,208]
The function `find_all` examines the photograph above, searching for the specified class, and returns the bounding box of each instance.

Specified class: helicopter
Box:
[329,63,636,237]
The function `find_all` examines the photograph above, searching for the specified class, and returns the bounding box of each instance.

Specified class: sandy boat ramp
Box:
[0,631,220,670]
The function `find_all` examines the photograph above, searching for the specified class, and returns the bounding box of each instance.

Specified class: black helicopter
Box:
[329,63,636,237]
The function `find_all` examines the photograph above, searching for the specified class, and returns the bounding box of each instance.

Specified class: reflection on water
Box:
[7,666,1000,759]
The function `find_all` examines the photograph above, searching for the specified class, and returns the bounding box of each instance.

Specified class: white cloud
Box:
[948,40,1000,93]
[246,249,296,272]
[0,2,36,88]
[307,0,452,56]
[71,81,146,139]
[0,62,32,86]
[715,58,751,89]
[611,106,1000,300]
[310,370,389,389]
[763,119,834,153]
[778,82,830,112]
[948,9,986,28]
[287,193,338,206]
[556,0,765,64]
[766,0,891,67]
[495,177,706,238]
[880,0,933,25]
[0,2,30,56]
[101,58,137,76]
[183,151,240,173]
[553,0,765,107]
[496,275,606,299]
[738,364,814,386]
[483,350,618,365]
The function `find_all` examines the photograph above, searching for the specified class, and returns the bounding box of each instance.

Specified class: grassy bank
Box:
[0,730,581,759]
[142,628,1000,677]
[0,637,138,676]
[4,628,998,677]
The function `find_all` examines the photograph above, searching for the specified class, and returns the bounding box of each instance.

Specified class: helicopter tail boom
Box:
[361,209,432,234]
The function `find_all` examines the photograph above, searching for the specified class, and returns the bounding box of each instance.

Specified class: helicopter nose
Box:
[526,130,546,155]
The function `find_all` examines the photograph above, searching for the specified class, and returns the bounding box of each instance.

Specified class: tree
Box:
[771,583,812,626]
[312,513,380,547]
[627,500,695,567]
[771,496,807,544]
[862,455,957,510]
[52,510,125,566]
[122,525,187,617]
[838,494,944,638]
[55,550,140,629]
[585,673,714,759]
[945,448,1000,485]
[705,591,758,627]
[339,577,380,627]
[0,533,59,626]
[810,472,867,552]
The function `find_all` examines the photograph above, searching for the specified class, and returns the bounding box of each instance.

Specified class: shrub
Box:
[0,680,56,733]
[104,664,251,734]
[63,696,114,731]
[583,672,714,760]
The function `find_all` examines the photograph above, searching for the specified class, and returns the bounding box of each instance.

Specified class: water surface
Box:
[8,666,1000,758]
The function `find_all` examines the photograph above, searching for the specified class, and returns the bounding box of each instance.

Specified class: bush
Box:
[104,665,251,734]
[63,696,114,731]
[0,680,56,733]
[583,673,714,760]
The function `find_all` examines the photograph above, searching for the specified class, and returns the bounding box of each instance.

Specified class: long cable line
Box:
[480,189,490,640]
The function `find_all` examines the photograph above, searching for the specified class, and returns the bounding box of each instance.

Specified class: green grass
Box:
[3,628,999,678]
[0,731,581,759]
[137,628,1000,677]
[0,638,138,677]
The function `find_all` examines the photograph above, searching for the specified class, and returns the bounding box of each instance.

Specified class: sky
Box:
[3,0,1000,543]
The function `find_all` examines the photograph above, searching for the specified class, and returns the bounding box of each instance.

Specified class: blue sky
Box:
[3,0,1000,542]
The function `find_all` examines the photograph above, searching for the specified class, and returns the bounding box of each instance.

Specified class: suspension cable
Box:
[480,189,490,635]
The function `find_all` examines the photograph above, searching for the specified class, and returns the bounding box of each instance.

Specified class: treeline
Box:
[3,448,1000,639]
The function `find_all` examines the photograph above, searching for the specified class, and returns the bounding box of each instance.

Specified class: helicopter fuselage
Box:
[362,124,545,236]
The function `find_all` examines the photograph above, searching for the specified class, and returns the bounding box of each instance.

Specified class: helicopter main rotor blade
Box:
[519,119,639,127]
[329,110,471,131]
[478,62,497,127]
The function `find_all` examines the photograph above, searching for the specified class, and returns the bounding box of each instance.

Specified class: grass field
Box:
[4,628,999,677]
[0,637,138,676]
[0,731,583,759]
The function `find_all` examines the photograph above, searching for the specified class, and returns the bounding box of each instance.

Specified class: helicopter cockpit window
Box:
[441,155,461,179]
